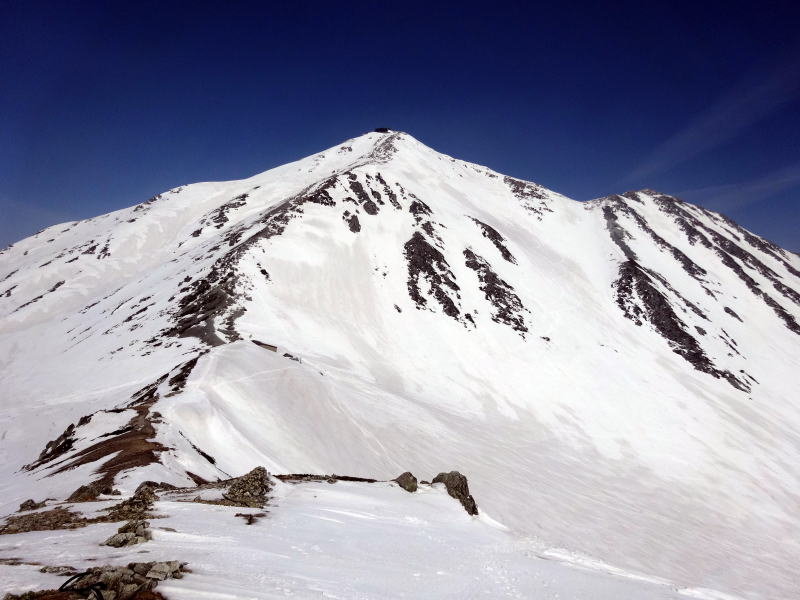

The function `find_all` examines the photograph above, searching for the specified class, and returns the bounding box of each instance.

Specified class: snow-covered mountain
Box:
[1,130,798,599]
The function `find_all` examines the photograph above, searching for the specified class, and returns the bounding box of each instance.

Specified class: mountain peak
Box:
[1,132,799,600]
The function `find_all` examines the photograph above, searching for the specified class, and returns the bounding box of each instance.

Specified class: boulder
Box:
[103,520,151,547]
[431,471,478,515]
[393,472,418,493]
[18,498,46,512]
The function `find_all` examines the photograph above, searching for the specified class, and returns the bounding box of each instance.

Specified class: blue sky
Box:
[1,0,798,250]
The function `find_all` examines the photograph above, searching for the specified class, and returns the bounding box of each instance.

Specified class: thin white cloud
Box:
[626,56,800,182]
[675,160,800,212]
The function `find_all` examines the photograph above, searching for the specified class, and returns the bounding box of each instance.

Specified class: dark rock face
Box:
[404,232,461,319]
[724,306,743,322]
[463,249,528,334]
[504,176,553,218]
[604,196,707,281]
[432,471,478,515]
[469,217,516,264]
[166,356,201,395]
[614,260,748,391]
[18,499,46,512]
[375,173,401,209]
[344,172,381,215]
[393,472,418,493]
[24,414,92,471]
[648,192,800,335]
[342,211,361,233]
[159,175,343,346]
[223,466,272,508]
[203,194,249,229]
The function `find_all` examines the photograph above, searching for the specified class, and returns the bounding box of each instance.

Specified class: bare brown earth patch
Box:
[25,357,202,502]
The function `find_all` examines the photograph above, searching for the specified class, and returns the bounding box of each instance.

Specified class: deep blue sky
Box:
[2,0,798,250]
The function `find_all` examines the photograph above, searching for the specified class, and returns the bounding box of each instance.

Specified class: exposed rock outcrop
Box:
[18,499,46,512]
[0,507,87,535]
[67,482,114,502]
[393,472,418,492]
[3,561,188,599]
[432,471,478,515]
[104,485,158,521]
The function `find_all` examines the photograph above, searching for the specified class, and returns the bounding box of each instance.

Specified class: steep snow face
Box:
[1,131,799,599]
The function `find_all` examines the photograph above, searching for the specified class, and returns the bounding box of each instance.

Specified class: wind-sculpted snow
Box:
[1,131,799,599]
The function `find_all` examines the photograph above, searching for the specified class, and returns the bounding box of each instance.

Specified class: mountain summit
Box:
[1,131,798,599]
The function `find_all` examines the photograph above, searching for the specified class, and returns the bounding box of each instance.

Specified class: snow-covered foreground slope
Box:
[1,131,799,599]
[0,478,731,600]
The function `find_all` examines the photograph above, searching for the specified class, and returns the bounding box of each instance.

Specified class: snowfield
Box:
[0,478,737,599]
[1,130,798,598]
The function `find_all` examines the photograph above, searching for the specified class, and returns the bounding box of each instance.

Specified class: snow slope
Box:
[1,478,731,600]
[1,131,799,598]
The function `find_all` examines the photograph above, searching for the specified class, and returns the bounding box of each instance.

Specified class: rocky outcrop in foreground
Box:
[390,470,478,515]
[2,561,187,600]
[103,519,152,547]
[432,471,479,515]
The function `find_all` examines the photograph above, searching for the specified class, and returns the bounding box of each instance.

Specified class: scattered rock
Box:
[0,507,87,535]
[135,481,176,494]
[432,471,479,515]
[393,472,418,493]
[104,486,158,521]
[39,565,78,576]
[4,561,187,599]
[103,520,152,547]
[18,499,46,512]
